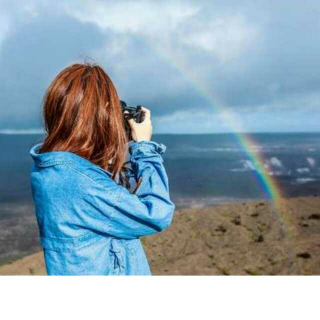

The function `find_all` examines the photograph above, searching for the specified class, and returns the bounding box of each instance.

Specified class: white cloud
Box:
[62,1,259,63]
[0,14,10,53]
[63,0,199,34]
[180,15,259,62]
[21,2,40,18]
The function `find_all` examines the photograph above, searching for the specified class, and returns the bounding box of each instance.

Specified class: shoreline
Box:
[1,195,320,275]
[0,194,309,266]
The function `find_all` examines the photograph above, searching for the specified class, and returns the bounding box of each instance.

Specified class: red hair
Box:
[39,62,129,185]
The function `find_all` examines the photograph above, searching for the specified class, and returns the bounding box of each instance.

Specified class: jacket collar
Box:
[29,142,113,176]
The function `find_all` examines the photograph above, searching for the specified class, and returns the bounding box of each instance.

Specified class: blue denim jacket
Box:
[29,140,175,275]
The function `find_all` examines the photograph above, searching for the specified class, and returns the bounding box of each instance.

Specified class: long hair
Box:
[39,62,130,187]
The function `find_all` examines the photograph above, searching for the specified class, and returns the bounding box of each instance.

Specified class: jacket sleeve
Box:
[85,140,176,239]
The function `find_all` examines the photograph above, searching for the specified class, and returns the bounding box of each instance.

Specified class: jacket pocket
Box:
[40,232,105,252]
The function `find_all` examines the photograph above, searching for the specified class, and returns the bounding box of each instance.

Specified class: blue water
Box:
[2,132,320,205]
[0,132,320,263]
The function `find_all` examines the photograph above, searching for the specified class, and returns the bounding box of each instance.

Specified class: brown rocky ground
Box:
[1,196,320,275]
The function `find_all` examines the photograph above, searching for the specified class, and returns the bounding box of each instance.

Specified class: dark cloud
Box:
[0,0,319,132]
[0,11,105,128]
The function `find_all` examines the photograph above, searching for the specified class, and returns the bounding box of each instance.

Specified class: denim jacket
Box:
[29,140,175,275]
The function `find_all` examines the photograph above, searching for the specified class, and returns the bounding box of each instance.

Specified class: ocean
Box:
[1,132,320,264]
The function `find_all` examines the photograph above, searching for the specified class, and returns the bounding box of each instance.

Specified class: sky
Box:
[0,0,319,134]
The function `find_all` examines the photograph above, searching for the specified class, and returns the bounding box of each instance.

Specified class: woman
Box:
[29,63,175,275]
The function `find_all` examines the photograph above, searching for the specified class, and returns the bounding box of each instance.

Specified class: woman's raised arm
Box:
[82,140,176,239]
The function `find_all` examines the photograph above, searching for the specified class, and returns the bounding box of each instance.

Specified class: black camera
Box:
[120,100,146,141]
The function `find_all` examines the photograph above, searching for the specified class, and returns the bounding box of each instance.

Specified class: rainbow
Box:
[143,39,297,239]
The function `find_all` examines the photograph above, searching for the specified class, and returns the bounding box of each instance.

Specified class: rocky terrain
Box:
[1,196,320,275]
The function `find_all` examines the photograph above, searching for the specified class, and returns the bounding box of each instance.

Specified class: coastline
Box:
[0,196,269,266]
[1,195,320,275]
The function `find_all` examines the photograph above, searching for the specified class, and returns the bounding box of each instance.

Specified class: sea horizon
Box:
[1,130,320,135]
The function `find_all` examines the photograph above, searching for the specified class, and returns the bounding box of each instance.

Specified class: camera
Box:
[120,100,146,141]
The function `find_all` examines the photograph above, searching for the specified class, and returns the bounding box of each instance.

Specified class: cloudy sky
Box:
[0,0,319,133]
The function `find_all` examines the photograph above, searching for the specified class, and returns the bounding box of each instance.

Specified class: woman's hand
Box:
[126,107,153,142]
